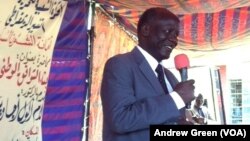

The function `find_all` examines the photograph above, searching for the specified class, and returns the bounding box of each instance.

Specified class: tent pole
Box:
[82,1,96,141]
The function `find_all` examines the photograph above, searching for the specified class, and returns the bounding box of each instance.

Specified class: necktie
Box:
[198,108,205,117]
[155,64,169,94]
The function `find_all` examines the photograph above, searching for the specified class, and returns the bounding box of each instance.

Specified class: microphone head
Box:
[174,54,190,70]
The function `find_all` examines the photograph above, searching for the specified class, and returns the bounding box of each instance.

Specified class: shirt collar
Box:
[136,45,159,72]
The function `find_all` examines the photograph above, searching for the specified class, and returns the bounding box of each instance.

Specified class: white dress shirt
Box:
[137,46,185,109]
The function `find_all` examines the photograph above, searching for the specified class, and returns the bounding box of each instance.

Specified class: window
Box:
[230,79,242,124]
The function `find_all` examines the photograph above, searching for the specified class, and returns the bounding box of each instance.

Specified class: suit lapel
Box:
[131,47,164,94]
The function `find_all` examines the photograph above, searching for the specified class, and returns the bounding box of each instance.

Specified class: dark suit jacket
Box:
[101,47,181,141]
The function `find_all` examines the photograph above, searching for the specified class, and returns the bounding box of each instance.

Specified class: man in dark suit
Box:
[101,7,195,141]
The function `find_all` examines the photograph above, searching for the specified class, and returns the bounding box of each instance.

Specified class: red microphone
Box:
[174,54,190,82]
[174,54,191,108]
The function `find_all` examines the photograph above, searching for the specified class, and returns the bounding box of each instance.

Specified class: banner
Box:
[0,1,67,140]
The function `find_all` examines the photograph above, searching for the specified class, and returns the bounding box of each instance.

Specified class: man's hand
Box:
[174,79,195,104]
[193,116,205,124]
[177,108,194,125]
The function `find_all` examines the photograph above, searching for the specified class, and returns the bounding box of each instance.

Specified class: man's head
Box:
[137,7,180,62]
[195,93,204,107]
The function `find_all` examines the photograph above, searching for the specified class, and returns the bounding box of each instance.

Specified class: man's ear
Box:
[141,24,150,36]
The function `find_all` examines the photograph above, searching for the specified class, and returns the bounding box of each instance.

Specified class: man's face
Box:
[196,97,204,107]
[148,18,179,61]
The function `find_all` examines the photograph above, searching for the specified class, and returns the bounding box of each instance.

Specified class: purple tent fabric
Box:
[42,1,89,141]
